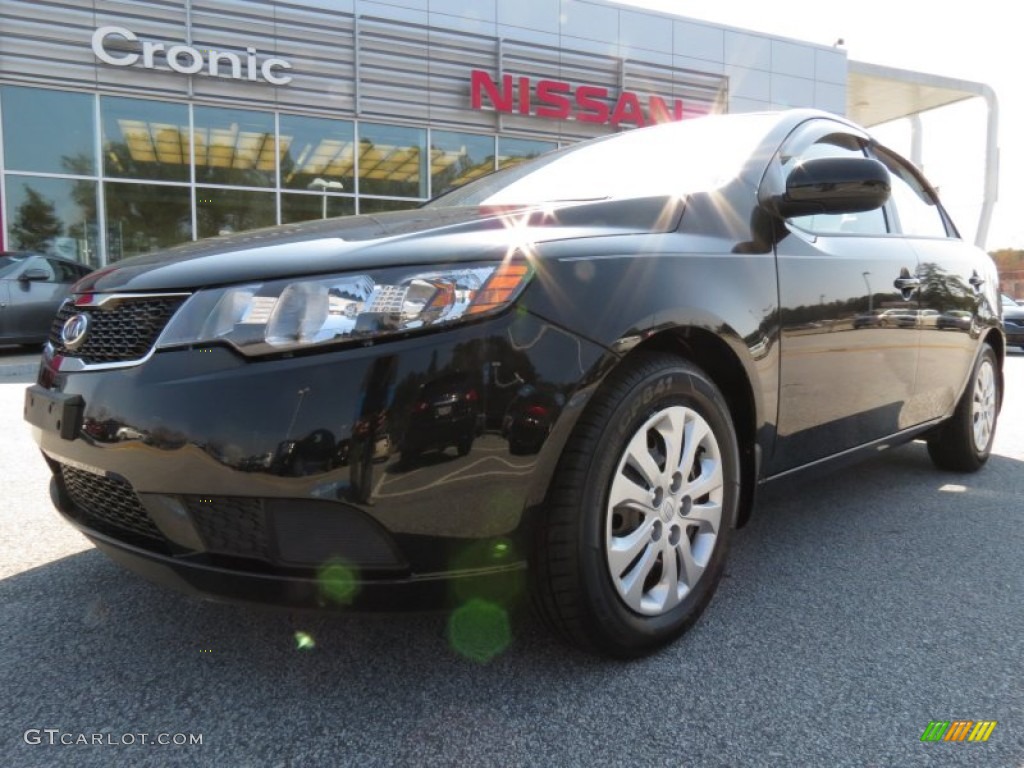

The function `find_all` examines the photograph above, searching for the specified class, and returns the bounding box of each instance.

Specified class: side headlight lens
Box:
[158,261,531,355]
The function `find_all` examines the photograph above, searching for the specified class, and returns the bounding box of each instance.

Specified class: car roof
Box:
[47,254,89,265]
[1,251,90,268]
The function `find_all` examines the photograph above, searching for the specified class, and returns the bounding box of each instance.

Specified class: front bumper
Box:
[29,309,608,608]
[55,478,526,611]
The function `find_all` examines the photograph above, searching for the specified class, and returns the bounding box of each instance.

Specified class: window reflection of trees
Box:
[66,150,190,261]
[7,161,98,263]
[104,184,192,261]
[196,188,276,239]
[918,262,973,312]
[10,187,62,251]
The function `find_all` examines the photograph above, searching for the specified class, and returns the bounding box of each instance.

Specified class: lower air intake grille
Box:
[60,465,163,542]
[186,498,271,561]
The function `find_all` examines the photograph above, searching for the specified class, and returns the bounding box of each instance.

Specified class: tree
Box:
[918,261,972,312]
[9,186,63,252]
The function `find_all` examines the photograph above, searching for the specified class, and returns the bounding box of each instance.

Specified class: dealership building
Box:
[0,0,998,266]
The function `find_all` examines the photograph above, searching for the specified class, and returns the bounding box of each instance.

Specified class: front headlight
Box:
[157,261,532,356]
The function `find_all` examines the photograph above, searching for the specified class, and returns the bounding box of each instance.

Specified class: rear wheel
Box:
[532,352,740,658]
[927,343,1000,472]
[399,442,420,468]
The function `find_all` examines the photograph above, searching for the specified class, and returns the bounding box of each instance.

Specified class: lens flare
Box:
[318,560,359,604]
[447,599,511,663]
[491,540,511,559]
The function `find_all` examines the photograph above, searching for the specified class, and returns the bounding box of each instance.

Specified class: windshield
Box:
[427,113,780,208]
[0,254,31,279]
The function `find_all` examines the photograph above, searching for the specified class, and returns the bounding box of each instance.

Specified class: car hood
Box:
[77,197,684,293]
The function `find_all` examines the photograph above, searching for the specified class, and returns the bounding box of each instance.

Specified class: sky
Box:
[615,0,1018,251]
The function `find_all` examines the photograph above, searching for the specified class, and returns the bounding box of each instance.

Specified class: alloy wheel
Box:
[605,406,724,616]
[972,359,997,452]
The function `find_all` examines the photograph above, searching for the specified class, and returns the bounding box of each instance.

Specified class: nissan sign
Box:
[470,70,708,128]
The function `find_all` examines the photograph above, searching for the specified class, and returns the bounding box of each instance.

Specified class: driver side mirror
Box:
[19,268,50,283]
[772,157,891,219]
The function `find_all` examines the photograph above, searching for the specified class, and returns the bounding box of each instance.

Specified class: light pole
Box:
[862,271,872,311]
[307,177,344,219]
[285,387,311,439]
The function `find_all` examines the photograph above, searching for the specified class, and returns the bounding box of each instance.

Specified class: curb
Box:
[0,361,39,379]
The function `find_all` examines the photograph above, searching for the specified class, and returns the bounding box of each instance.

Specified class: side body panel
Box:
[770,229,921,473]
[910,239,1001,419]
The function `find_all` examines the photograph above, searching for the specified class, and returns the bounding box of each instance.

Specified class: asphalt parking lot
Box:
[1,345,1022,767]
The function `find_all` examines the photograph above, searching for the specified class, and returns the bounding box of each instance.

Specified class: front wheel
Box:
[532,352,740,658]
[927,343,1000,472]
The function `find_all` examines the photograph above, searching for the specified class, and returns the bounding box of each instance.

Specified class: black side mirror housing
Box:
[773,157,891,218]
[19,268,50,282]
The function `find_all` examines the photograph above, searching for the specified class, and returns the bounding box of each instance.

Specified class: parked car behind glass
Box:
[1001,295,1024,348]
[0,252,92,346]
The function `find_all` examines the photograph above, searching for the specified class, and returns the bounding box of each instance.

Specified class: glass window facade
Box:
[196,187,276,239]
[498,137,557,169]
[280,114,355,193]
[1,86,95,175]
[193,106,277,188]
[431,131,496,196]
[4,175,98,263]
[0,85,561,267]
[358,123,426,198]
[281,193,355,224]
[359,198,420,214]
[105,182,192,260]
[102,96,190,182]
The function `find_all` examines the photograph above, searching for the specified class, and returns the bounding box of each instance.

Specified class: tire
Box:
[531,352,740,658]
[399,442,420,469]
[507,438,527,456]
[927,343,1000,472]
[456,435,473,457]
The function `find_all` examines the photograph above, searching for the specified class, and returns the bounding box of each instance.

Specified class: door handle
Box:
[893,277,921,290]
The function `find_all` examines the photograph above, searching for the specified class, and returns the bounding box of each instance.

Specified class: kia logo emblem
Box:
[61,313,90,350]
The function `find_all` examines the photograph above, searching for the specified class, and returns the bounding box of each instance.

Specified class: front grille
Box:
[49,296,187,364]
[60,465,163,542]
[186,498,271,562]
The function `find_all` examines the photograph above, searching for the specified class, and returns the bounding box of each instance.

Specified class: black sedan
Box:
[25,110,1003,657]
[0,251,92,346]
[1002,294,1024,348]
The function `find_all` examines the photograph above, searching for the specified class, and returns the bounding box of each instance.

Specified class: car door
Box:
[870,146,995,422]
[8,255,62,340]
[47,256,86,302]
[0,279,10,338]
[764,121,922,475]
